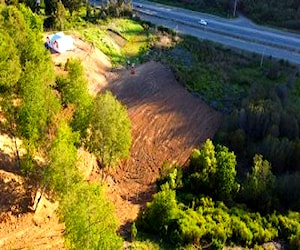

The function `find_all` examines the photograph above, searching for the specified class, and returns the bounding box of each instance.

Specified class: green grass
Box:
[80,27,123,65]
[109,19,144,41]
[78,18,152,66]
[149,34,297,112]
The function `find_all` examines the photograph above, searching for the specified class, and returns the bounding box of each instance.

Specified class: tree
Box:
[17,57,60,147]
[0,32,20,90]
[0,5,59,174]
[215,144,239,201]
[188,139,217,193]
[19,3,43,32]
[61,0,83,16]
[138,183,179,235]
[58,58,93,138]
[187,139,238,202]
[60,182,123,250]
[45,120,82,195]
[241,154,275,212]
[55,0,65,30]
[0,30,19,163]
[87,91,131,168]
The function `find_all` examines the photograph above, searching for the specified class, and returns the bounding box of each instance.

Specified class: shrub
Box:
[290,230,300,250]
[138,183,179,235]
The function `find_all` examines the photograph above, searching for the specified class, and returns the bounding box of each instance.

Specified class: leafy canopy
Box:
[87,91,131,168]
[57,58,93,138]
[60,182,123,250]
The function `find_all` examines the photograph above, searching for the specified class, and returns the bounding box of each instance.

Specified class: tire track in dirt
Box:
[105,61,223,231]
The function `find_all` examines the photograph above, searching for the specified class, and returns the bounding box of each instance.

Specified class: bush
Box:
[290,230,300,250]
[138,183,179,236]
[60,182,123,250]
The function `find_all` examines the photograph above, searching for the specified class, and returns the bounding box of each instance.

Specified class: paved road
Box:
[132,0,300,65]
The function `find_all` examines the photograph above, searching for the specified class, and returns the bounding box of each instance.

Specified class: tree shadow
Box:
[0,143,37,216]
[0,149,21,176]
[126,185,156,208]
[118,220,132,240]
[118,185,157,238]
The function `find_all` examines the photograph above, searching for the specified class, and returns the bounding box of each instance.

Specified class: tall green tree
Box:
[87,91,131,168]
[187,139,238,201]
[188,139,217,193]
[60,182,123,250]
[0,32,20,90]
[215,144,238,201]
[241,154,276,212]
[138,183,179,235]
[55,0,65,30]
[58,58,93,138]
[0,5,59,174]
[45,120,81,195]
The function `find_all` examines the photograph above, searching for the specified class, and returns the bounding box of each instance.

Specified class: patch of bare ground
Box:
[49,35,117,96]
[0,134,65,249]
[103,61,223,234]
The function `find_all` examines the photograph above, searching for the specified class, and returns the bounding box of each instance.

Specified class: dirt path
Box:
[104,61,223,233]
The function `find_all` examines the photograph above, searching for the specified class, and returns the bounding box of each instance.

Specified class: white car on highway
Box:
[198,19,207,26]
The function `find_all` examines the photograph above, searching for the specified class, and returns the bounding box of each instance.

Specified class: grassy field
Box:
[78,18,152,66]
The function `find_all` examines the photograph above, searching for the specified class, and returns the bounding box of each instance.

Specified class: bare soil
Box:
[0,135,65,250]
[0,36,222,248]
[49,35,114,96]
[103,61,222,234]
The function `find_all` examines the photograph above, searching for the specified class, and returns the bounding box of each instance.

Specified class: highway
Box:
[131,0,300,65]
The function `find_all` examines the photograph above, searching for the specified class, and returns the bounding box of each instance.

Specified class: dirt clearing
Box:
[50,35,114,96]
[104,61,222,231]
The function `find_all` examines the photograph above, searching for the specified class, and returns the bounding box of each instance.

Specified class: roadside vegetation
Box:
[148,32,300,176]
[149,0,300,31]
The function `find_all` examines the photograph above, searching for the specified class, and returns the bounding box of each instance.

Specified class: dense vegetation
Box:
[0,3,133,249]
[149,0,300,30]
[137,140,300,249]
[241,0,300,30]
[136,25,300,249]
[149,34,300,175]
